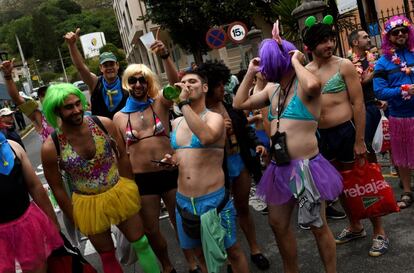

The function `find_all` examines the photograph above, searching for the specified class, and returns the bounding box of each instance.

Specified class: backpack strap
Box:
[51,131,60,157]
[91,115,108,135]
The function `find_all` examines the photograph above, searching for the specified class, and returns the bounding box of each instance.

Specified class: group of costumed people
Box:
[1,13,414,273]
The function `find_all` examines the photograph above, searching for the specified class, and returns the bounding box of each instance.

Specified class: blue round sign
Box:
[205,27,227,49]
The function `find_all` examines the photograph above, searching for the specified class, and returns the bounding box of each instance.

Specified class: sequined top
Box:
[56,117,119,194]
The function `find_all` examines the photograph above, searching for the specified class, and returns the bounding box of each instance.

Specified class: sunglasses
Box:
[390,27,409,36]
[128,76,147,85]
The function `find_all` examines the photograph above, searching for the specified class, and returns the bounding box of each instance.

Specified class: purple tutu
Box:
[389,116,414,168]
[257,154,343,205]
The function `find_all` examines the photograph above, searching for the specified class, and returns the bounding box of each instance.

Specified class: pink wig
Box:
[381,15,414,58]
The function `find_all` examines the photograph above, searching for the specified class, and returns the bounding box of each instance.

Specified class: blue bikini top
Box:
[171,110,222,149]
[267,80,317,122]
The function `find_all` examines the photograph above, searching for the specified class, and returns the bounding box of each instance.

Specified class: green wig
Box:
[43,83,87,129]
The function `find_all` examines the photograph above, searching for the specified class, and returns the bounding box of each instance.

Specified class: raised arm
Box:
[176,82,225,146]
[342,58,366,156]
[1,60,43,130]
[150,40,179,85]
[233,58,270,110]
[290,50,321,98]
[41,137,74,224]
[11,140,60,228]
[64,28,98,93]
[99,117,133,180]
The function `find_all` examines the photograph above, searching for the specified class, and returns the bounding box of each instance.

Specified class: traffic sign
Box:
[227,21,248,44]
[205,27,227,49]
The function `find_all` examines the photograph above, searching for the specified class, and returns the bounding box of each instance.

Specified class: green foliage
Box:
[40,71,60,84]
[57,0,82,15]
[271,0,300,42]
[143,0,259,63]
[32,9,60,60]
[2,16,34,57]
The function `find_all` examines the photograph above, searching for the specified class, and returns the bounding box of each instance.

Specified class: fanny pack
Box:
[176,191,230,239]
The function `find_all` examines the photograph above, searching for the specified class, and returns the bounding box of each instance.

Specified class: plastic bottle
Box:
[163,85,181,101]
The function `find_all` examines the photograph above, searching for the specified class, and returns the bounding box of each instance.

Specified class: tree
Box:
[32,9,59,60]
[143,0,259,64]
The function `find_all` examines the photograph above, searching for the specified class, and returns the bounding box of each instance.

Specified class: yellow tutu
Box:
[72,177,141,235]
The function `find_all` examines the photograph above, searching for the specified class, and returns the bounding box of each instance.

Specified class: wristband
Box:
[160,51,170,59]
[178,99,191,110]
[401,84,411,100]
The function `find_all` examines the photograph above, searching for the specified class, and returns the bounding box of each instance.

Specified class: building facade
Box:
[112,0,271,77]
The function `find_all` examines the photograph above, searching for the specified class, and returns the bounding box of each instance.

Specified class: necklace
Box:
[390,49,413,75]
[347,50,377,76]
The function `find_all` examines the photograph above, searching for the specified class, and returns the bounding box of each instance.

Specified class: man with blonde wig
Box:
[41,83,160,273]
[113,51,200,272]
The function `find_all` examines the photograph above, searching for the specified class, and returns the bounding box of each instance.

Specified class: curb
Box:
[20,125,35,139]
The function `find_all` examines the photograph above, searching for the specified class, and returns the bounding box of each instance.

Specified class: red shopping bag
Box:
[372,111,391,153]
[381,116,391,152]
[341,160,399,221]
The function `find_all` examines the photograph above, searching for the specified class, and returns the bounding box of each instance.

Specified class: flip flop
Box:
[397,192,413,209]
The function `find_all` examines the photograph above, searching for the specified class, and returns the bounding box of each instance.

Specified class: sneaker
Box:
[250,253,270,270]
[369,235,389,257]
[390,165,398,176]
[326,205,346,220]
[189,266,202,273]
[335,228,367,244]
[260,206,269,215]
[298,224,311,230]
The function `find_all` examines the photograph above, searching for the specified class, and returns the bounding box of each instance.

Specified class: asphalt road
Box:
[23,129,414,273]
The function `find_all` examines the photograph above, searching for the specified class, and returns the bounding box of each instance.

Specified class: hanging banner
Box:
[337,0,357,15]
[80,32,107,59]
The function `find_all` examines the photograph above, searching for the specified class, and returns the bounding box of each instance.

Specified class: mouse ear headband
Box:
[304,15,334,28]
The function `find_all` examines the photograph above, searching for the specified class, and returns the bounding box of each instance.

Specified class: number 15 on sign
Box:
[228,21,248,43]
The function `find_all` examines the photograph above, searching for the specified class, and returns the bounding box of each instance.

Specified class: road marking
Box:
[21,126,35,139]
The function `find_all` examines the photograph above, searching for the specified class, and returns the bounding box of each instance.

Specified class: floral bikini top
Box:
[40,114,54,143]
[56,117,119,195]
[125,105,168,147]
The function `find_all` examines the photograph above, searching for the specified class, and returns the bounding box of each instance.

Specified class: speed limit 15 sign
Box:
[227,21,248,44]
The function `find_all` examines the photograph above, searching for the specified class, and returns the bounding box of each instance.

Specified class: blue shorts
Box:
[317,120,356,163]
[227,153,245,182]
[176,187,237,249]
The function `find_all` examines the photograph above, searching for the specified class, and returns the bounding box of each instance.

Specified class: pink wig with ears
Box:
[381,15,414,58]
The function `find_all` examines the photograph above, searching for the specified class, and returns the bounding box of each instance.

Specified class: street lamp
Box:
[33,59,42,85]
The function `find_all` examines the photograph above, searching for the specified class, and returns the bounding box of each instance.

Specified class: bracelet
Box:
[160,51,170,59]
[401,84,411,100]
[3,74,12,80]
[178,99,191,110]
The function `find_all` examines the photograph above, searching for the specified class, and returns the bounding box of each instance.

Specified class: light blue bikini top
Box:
[321,59,347,94]
[170,110,222,149]
[267,80,317,122]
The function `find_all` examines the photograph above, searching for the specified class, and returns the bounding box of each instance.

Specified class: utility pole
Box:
[58,47,68,82]
[15,34,33,94]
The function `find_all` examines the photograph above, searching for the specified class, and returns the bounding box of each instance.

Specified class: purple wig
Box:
[259,39,297,83]
[381,15,414,58]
